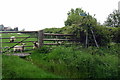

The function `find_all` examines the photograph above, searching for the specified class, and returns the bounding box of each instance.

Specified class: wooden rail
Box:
[44,43,59,45]
[44,43,75,45]
[2,36,30,53]
[1,30,80,53]
[43,39,78,41]
[44,43,80,45]
[38,30,79,47]
[0,37,35,39]
[1,41,37,43]
[44,33,74,36]
[24,46,33,47]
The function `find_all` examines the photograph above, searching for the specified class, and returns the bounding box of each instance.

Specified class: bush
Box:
[93,25,111,46]
[29,46,119,78]
[111,27,120,43]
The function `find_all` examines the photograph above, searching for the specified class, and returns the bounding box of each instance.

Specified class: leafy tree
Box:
[64,8,97,27]
[104,10,120,27]
[64,8,117,46]
[64,8,100,46]
[64,8,84,26]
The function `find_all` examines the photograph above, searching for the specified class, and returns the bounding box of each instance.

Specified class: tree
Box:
[104,10,120,27]
[65,8,84,26]
[64,8,97,27]
[64,8,100,47]
[64,8,113,46]
[14,27,18,31]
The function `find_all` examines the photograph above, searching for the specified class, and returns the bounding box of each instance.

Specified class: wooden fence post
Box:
[38,30,44,48]
[90,26,99,48]
[85,31,88,48]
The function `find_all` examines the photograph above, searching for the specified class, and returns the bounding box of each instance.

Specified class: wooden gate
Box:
[0,30,79,53]
[0,31,38,53]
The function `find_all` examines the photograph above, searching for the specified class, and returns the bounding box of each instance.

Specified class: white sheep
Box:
[33,41,39,49]
[17,33,21,35]
[10,36,16,42]
[57,41,64,45]
[13,43,26,52]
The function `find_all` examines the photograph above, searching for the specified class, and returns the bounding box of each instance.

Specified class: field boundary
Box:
[1,30,79,53]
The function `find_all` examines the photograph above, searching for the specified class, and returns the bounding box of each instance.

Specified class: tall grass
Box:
[2,55,61,78]
[28,45,119,78]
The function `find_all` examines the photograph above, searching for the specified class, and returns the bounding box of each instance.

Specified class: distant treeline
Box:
[0,24,18,31]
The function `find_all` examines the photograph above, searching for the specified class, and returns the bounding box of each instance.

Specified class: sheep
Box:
[57,41,64,45]
[33,41,39,49]
[10,36,16,42]
[17,33,21,35]
[13,43,26,52]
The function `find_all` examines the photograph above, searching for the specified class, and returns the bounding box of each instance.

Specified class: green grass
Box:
[1,33,37,53]
[1,32,120,79]
[27,45,120,78]
[2,55,61,78]
[1,33,58,53]
[2,43,120,78]
[2,33,63,78]
[0,55,2,79]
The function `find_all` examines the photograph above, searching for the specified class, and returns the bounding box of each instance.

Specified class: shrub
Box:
[93,25,111,46]
[112,27,120,43]
[30,46,119,78]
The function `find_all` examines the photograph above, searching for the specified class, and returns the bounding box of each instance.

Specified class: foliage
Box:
[43,8,120,46]
[64,8,112,46]
[104,27,120,43]
[2,55,61,78]
[92,25,111,46]
[28,45,119,78]
[33,46,52,54]
[43,28,62,33]
[64,8,84,26]
[64,8,97,26]
[104,10,120,27]
[114,27,120,43]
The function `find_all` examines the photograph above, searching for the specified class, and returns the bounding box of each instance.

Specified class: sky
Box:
[0,0,119,31]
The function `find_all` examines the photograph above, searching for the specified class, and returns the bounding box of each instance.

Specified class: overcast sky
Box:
[0,0,119,31]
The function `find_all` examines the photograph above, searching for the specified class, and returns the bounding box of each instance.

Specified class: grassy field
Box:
[1,33,120,79]
[1,33,37,53]
[1,33,61,53]
[1,33,63,79]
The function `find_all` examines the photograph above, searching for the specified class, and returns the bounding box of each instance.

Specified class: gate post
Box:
[38,30,44,48]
